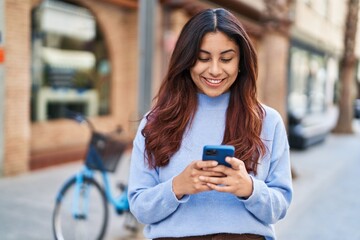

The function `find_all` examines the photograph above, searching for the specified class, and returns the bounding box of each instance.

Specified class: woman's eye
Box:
[198,57,210,62]
[221,58,232,63]
[197,57,232,62]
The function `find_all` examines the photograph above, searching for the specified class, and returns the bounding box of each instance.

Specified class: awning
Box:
[38,0,96,41]
[42,47,95,70]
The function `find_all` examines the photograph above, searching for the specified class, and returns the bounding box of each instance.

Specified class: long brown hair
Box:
[141,8,266,175]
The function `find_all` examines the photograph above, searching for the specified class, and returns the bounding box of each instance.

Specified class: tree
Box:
[333,0,359,133]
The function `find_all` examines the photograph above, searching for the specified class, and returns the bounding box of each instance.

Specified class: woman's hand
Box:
[199,157,253,198]
[172,160,224,199]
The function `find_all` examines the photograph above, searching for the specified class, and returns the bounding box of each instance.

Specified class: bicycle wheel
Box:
[52,175,109,240]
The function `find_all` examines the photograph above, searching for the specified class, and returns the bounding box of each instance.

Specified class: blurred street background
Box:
[1,0,360,239]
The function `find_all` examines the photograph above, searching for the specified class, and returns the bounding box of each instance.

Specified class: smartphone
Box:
[202,145,235,167]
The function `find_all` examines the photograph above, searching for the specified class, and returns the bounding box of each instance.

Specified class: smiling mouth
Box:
[204,77,224,85]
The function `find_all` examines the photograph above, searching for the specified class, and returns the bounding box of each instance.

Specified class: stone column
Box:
[257,0,293,124]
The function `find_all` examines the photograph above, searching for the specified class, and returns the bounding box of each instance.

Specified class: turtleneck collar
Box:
[197,92,230,110]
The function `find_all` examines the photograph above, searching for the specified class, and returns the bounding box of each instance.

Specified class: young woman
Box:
[128,8,292,240]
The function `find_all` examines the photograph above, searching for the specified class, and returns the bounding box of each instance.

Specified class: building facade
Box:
[287,0,358,148]
[2,0,139,176]
[0,0,358,176]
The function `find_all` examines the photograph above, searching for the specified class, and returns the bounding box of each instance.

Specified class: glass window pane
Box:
[288,46,327,117]
[31,0,110,122]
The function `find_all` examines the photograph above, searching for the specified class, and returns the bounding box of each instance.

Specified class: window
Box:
[288,46,327,118]
[31,0,110,121]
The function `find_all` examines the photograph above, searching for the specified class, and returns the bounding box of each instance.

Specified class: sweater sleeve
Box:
[240,117,293,224]
[127,119,190,224]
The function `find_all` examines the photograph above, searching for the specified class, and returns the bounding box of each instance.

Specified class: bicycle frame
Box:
[70,144,130,218]
[72,169,93,219]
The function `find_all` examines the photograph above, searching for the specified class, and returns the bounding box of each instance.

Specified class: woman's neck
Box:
[197,92,230,110]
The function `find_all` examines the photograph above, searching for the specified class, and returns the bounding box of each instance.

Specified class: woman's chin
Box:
[202,90,224,98]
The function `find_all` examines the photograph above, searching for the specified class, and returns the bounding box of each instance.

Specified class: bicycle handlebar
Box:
[65,110,95,132]
[65,110,127,145]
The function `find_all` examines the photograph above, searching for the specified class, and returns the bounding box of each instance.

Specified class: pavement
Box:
[0,121,360,240]
[275,121,360,240]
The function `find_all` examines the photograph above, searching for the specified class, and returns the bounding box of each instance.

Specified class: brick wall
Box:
[3,0,32,175]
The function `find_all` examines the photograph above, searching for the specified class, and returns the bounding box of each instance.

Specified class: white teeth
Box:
[206,78,222,84]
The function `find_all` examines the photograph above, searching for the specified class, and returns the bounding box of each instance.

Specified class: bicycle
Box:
[52,111,139,240]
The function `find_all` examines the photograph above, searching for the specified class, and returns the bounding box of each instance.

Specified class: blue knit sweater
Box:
[128,92,293,240]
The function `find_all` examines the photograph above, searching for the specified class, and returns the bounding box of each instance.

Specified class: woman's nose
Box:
[208,61,222,76]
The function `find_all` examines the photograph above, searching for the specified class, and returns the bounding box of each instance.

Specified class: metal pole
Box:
[0,0,5,176]
[138,0,157,117]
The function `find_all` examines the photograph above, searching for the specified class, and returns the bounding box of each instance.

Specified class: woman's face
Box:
[190,31,240,97]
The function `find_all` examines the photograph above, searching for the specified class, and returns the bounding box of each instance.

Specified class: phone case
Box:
[202,145,235,167]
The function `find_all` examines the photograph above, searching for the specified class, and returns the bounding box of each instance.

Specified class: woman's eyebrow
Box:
[199,49,236,55]
[220,49,236,54]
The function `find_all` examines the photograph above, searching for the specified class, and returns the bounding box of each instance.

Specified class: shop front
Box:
[1,0,138,175]
[287,40,338,149]
[29,0,139,170]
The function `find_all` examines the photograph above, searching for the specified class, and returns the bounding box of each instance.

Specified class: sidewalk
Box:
[0,123,359,240]
[276,121,360,240]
